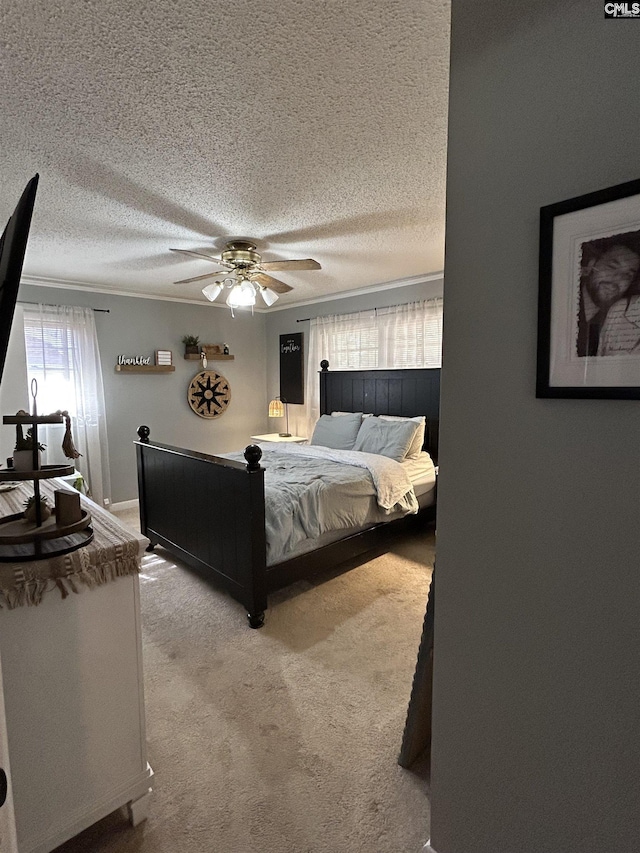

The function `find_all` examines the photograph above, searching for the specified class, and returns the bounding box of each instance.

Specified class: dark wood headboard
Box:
[318,363,441,462]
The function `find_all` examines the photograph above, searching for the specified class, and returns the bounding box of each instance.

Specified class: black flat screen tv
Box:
[0,174,39,386]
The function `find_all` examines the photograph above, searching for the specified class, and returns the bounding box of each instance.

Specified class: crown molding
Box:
[20,274,226,308]
[264,271,444,313]
[20,270,444,312]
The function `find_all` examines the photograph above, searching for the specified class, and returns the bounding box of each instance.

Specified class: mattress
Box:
[401,451,437,498]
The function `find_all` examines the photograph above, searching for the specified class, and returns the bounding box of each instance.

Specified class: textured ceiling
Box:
[0,0,450,308]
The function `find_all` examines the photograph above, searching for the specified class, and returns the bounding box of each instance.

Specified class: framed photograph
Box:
[536,176,640,398]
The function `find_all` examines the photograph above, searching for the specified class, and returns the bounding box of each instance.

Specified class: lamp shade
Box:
[227,280,256,308]
[268,398,285,418]
[202,282,223,302]
[260,286,279,307]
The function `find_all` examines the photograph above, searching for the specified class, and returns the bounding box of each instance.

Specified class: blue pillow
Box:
[379,415,425,457]
[352,416,417,461]
[310,413,363,450]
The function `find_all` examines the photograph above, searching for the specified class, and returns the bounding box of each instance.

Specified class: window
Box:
[305,297,443,431]
[23,315,80,415]
[22,304,111,506]
[328,313,379,369]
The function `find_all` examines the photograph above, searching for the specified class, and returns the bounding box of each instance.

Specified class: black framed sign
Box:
[537,177,640,399]
[280,332,304,404]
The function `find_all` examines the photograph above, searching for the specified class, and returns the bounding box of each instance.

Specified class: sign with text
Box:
[117,354,151,366]
[279,333,304,404]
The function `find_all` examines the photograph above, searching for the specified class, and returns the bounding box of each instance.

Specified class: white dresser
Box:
[0,489,152,853]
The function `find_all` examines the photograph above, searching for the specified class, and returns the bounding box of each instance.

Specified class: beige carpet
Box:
[55,510,434,853]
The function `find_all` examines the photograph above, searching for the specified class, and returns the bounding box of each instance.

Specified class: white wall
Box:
[0,285,267,502]
[430,3,640,852]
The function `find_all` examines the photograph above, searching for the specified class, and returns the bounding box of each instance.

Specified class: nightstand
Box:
[250,433,307,444]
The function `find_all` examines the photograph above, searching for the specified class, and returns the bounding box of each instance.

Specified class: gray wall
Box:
[264,278,443,436]
[430,3,640,853]
[0,284,267,503]
[0,277,443,501]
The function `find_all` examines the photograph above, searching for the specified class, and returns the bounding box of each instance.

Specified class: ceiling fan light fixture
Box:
[260,286,279,307]
[202,282,223,302]
[226,280,256,309]
[175,239,320,308]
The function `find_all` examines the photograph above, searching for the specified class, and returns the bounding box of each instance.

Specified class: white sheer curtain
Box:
[305,298,443,434]
[22,304,111,507]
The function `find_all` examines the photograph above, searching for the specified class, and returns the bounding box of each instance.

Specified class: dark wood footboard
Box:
[135,426,268,626]
[135,425,434,628]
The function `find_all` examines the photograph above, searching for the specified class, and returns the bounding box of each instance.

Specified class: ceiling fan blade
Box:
[174,270,229,285]
[259,259,321,271]
[170,248,231,266]
[251,272,294,293]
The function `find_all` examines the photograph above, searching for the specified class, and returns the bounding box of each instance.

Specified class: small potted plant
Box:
[23,493,51,524]
[13,425,46,471]
[182,335,200,357]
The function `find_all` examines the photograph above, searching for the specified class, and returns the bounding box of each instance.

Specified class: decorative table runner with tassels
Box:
[0,479,147,609]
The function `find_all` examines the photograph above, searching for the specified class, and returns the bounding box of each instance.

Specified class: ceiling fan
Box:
[170,240,321,310]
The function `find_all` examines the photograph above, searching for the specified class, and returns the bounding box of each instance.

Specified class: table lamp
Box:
[268,396,290,437]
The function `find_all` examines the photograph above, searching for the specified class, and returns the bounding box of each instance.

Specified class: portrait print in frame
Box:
[537,176,640,399]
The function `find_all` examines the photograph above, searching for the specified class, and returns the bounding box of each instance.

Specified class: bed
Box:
[135,363,440,627]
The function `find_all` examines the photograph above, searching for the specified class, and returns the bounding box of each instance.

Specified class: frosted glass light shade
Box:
[268,398,285,418]
[202,282,223,302]
[260,287,279,306]
[227,281,256,308]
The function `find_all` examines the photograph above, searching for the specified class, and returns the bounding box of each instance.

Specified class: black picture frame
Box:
[536,176,640,399]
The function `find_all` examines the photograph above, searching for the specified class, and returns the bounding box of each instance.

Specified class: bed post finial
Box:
[137,425,150,443]
[320,360,329,371]
[244,444,263,471]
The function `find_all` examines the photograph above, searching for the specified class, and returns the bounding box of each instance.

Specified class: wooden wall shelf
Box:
[183,354,234,361]
[115,365,175,373]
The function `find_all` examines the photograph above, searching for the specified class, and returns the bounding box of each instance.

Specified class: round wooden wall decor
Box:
[187,370,231,419]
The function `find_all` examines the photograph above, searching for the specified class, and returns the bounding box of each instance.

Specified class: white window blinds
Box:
[305,297,443,432]
[23,315,81,415]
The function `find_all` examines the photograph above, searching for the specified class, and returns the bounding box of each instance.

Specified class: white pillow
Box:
[330,411,373,418]
[311,413,363,450]
[352,416,417,462]
[379,415,425,458]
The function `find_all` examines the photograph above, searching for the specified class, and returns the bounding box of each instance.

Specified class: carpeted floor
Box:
[55,509,434,853]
